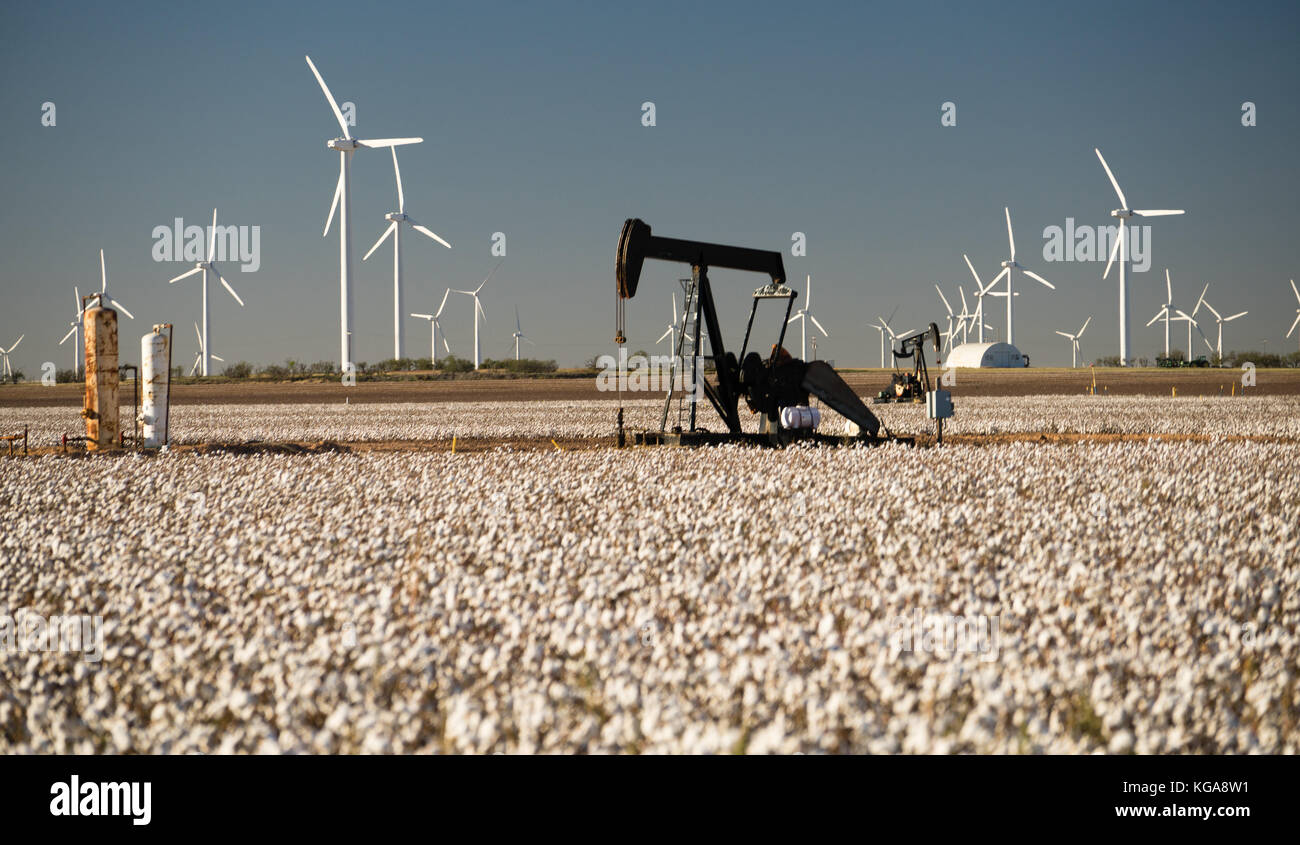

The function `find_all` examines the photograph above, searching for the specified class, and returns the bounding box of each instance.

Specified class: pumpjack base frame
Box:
[631,429,911,448]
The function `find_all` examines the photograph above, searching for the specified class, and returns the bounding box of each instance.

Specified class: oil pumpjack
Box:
[613,218,895,447]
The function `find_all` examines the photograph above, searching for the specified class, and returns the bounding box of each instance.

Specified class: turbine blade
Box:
[1023,269,1055,290]
[108,298,134,320]
[324,170,343,237]
[1078,316,1092,337]
[1103,225,1122,279]
[168,266,203,284]
[656,326,673,343]
[208,208,218,262]
[59,326,77,344]
[1132,209,1184,217]
[8,335,22,352]
[981,267,1008,295]
[1095,147,1127,208]
[216,269,245,306]
[1287,312,1300,338]
[1225,311,1247,321]
[100,249,107,292]
[410,313,433,320]
[363,222,396,261]
[355,138,423,149]
[963,253,982,288]
[515,305,521,333]
[1004,207,1015,261]
[391,147,404,213]
[434,288,452,318]
[809,314,829,337]
[210,354,225,362]
[477,258,504,292]
[934,284,953,316]
[195,322,202,345]
[1194,283,1209,315]
[1145,309,1166,328]
[1055,331,1073,338]
[305,55,351,139]
[1204,301,1222,320]
[441,335,450,354]
[1165,269,1173,304]
[410,223,451,249]
[1291,279,1300,305]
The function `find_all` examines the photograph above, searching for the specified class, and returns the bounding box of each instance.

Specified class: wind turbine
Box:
[1054,317,1092,368]
[450,260,501,370]
[877,315,902,367]
[980,207,1055,347]
[786,274,828,361]
[656,293,686,358]
[57,286,85,374]
[166,209,245,377]
[0,335,23,381]
[188,322,225,376]
[1287,280,1300,352]
[1199,297,1247,361]
[91,250,135,319]
[362,147,451,360]
[1144,269,1183,359]
[410,288,452,366]
[306,54,422,372]
[511,306,534,361]
[1095,147,1184,366]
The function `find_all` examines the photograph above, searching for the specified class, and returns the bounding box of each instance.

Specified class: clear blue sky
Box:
[1,0,1297,371]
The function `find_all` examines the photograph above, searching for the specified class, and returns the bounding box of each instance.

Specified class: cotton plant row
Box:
[1,441,1295,753]
[3,395,1300,445]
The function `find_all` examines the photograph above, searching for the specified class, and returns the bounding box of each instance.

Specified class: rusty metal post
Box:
[84,298,120,451]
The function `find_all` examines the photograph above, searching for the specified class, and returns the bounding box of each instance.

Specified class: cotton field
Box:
[4,395,1300,445]
[1,438,1297,754]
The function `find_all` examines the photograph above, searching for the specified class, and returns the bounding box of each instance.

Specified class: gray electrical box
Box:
[926,389,953,420]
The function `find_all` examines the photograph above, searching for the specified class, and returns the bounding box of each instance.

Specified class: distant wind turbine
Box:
[411,288,452,366]
[450,260,502,370]
[1095,147,1184,366]
[1054,316,1092,368]
[166,208,245,377]
[0,335,23,381]
[57,286,85,374]
[787,274,828,361]
[511,306,534,360]
[362,147,451,360]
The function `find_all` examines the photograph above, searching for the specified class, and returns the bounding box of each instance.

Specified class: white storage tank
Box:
[140,325,172,447]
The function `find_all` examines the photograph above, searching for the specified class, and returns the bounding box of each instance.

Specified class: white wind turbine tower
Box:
[0,335,23,381]
[983,207,1055,347]
[410,289,452,367]
[450,260,502,370]
[91,250,135,319]
[57,286,85,374]
[786,274,828,361]
[166,209,245,377]
[363,147,451,360]
[188,323,225,376]
[1054,316,1091,368]
[1287,280,1300,352]
[306,55,423,372]
[511,306,534,361]
[1198,296,1247,361]
[1173,283,1212,363]
[1095,147,1184,366]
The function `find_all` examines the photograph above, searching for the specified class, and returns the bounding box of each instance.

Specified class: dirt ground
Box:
[1,367,1294,408]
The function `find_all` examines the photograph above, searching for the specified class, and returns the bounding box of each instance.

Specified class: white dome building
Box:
[944,342,1028,368]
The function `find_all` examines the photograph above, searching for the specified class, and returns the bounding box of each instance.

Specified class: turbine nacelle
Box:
[384,211,409,223]
[327,137,359,152]
[1110,208,1134,219]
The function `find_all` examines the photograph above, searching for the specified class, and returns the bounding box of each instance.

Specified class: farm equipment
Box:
[614,218,893,447]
